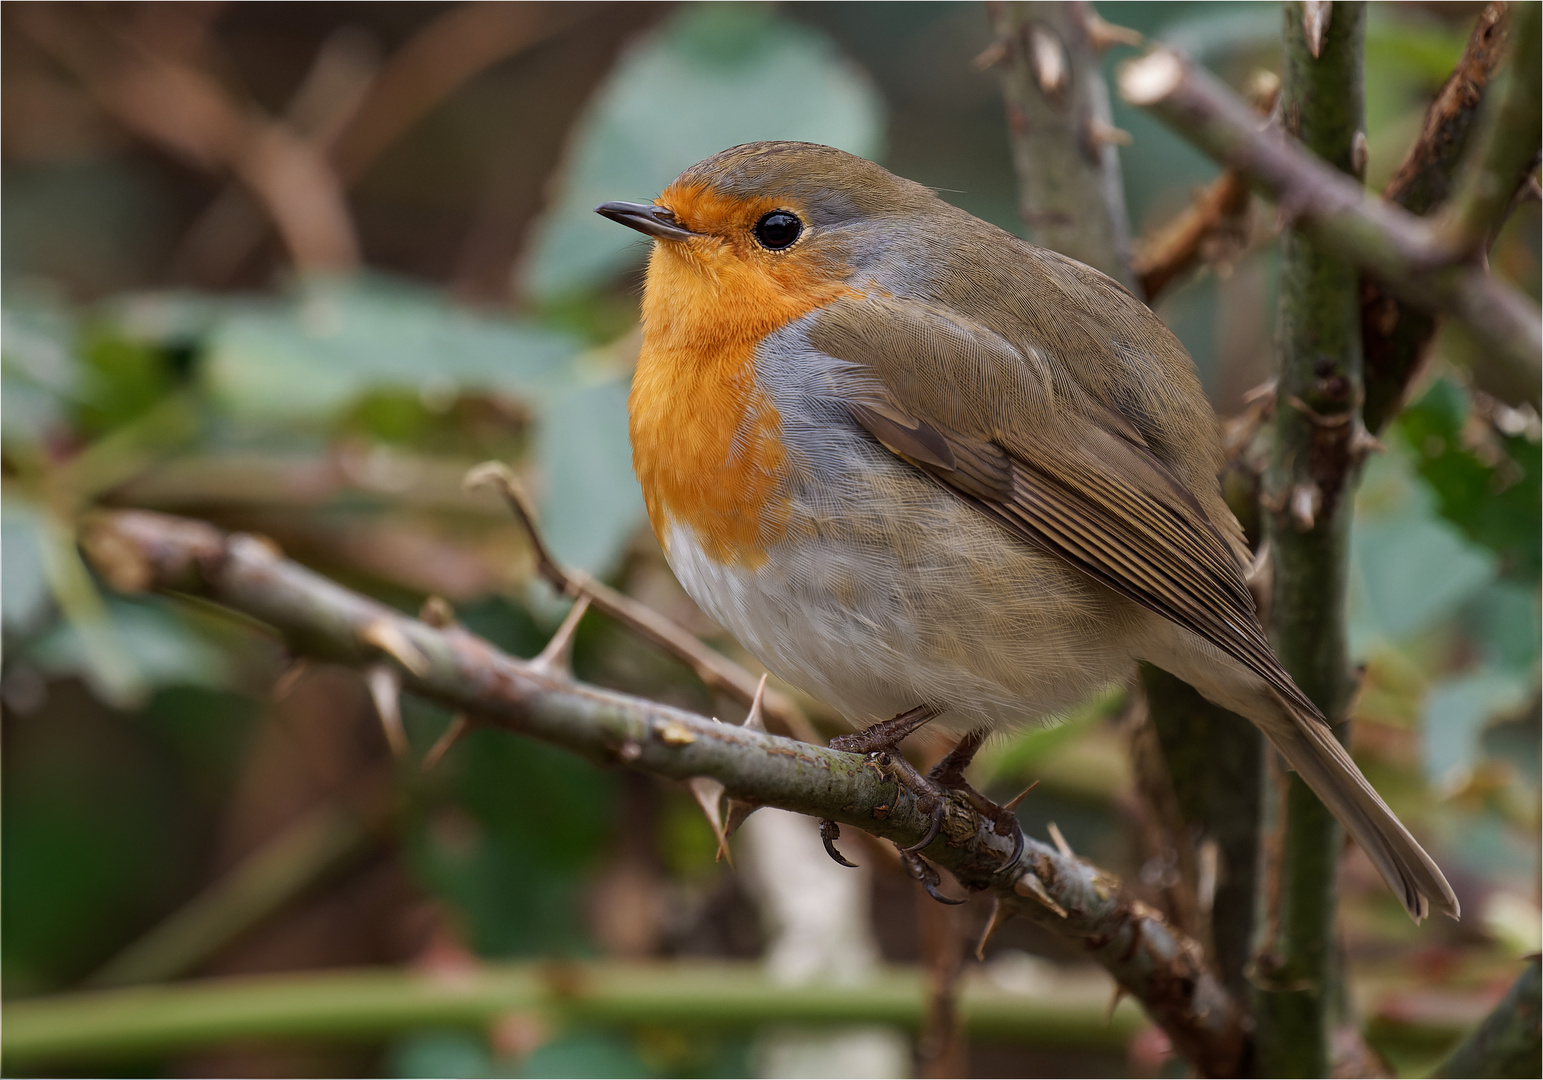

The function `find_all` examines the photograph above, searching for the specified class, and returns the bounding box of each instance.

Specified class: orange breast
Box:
[629,208,856,567]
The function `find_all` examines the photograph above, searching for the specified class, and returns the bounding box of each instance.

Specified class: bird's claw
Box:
[902,850,967,905]
[819,818,859,868]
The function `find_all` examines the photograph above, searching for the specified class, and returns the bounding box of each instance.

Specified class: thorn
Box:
[1351,424,1385,458]
[974,897,1014,961]
[1083,10,1143,52]
[359,618,430,676]
[1086,117,1133,148]
[419,595,457,628]
[741,673,768,731]
[1289,481,1320,532]
[972,38,1009,70]
[687,776,731,866]
[1014,871,1069,918]
[366,663,408,761]
[1002,781,1038,812]
[1026,22,1069,100]
[422,713,468,772]
[1302,0,1332,59]
[1242,377,1278,405]
[272,659,308,700]
[1047,821,1074,858]
[1351,130,1369,182]
[1105,983,1130,1024]
[531,595,590,674]
[725,798,760,838]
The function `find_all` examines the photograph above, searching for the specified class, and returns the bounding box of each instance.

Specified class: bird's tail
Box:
[1258,692,1458,923]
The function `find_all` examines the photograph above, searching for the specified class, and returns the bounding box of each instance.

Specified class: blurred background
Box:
[2,2,1537,1077]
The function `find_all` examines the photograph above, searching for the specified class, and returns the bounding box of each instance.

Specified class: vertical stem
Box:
[990,1,1137,287]
[1139,669,1261,1005]
[1253,3,1367,1076]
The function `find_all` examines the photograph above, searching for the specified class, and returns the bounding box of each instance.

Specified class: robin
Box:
[597,141,1457,921]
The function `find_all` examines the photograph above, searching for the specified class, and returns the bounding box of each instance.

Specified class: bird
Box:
[595,140,1458,922]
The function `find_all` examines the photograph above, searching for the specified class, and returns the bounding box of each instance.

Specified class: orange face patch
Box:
[628,183,856,567]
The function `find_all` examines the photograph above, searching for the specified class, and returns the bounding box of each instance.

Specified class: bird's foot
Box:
[820,705,945,869]
[927,729,1025,872]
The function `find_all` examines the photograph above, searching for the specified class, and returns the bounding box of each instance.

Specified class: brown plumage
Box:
[602,141,1458,922]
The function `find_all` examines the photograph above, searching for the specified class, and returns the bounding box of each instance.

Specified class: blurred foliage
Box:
[1,2,1537,1078]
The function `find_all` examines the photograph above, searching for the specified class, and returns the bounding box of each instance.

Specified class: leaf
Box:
[535,376,647,576]
[1423,669,1533,787]
[1348,443,1497,653]
[2,499,53,633]
[203,277,582,424]
[520,3,885,302]
[24,596,233,695]
[2,290,79,449]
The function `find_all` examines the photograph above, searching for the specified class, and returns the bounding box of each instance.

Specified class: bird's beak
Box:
[594,201,699,242]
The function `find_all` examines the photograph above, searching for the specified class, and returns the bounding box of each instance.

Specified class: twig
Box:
[12,4,358,272]
[85,796,379,988]
[1132,73,1279,300]
[1117,36,1542,380]
[463,462,821,743]
[1362,2,1526,431]
[1431,956,1542,1079]
[1132,169,1253,300]
[79,509,1248,1077]
[3,958,1148,1069]
[1431,1,1543,257]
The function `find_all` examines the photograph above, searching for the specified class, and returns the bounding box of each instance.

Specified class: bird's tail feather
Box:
[1261,695,1459,923]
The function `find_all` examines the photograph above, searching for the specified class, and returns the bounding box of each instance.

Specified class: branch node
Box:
[419,595,457,628]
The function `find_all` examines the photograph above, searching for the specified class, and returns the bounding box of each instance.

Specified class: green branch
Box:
[1251,5,1367,1074]
[76,509,1248,1077]
[2,960,1148,1069]
[1432,956,1542,1079]
[1117,17,1541,382]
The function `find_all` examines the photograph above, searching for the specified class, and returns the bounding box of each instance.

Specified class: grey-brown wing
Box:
[809,297,1317,717]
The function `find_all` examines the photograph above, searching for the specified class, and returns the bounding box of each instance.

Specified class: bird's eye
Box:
[754,211,802,250]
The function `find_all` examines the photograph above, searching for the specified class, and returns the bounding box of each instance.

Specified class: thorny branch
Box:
[79,509,1250,1078]
[1363,2,1529,429]
[1117,29,1541,382]
[463,462,821,744]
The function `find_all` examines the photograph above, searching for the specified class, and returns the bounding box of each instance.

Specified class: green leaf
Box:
[536,376,647,576]
[1396,376,1541,583]
[24,596,234,694]
[1348,444,1497,652]
[2,498,52,634]
[2,290,79,449]
[1423,670,1533,786]
[521,2,885,302]
[203,277,582,424]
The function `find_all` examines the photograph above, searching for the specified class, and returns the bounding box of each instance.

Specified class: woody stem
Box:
[76,508,1251,1078]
